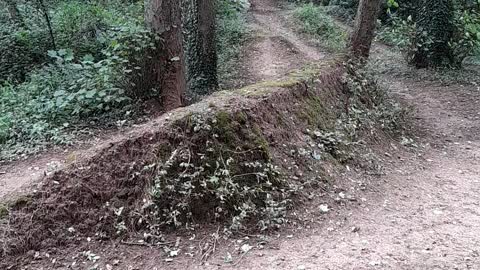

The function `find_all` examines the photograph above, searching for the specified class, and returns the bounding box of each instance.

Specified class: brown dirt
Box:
[0,130,129,202]
[242,0,326,84]
[2,0,480,269]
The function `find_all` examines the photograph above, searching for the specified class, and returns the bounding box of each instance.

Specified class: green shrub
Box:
[0,1,156,161]
[293,3,347,51]
[451,9,480,65]
[377,16,416,49]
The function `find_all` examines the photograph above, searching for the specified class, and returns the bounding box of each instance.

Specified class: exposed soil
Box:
[2,0,480,269]
[242,0,326,84]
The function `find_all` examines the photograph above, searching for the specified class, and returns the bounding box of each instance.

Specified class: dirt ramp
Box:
[0,62,348,257]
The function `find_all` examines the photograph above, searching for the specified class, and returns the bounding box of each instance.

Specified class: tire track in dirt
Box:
[244,0,326,83]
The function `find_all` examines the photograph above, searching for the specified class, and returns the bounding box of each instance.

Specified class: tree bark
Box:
[349,0,382,59]
[145,0,186,111]
[183,0,218,98]
[38,0,56,51]
[412,0,455,68]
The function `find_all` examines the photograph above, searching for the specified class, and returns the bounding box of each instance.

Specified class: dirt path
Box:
[3,1,480,269]
[244,0,325,82]
[203,77,480,269]
[201,2,480,268]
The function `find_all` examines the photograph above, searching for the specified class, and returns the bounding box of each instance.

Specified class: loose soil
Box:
[2,0,480,269]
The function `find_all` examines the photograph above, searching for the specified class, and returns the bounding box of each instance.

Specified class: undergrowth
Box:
[140,112,290,232]
[292,3,347,52]
[0,0,250,162]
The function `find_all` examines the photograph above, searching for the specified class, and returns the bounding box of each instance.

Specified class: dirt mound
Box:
[0,61,354,256]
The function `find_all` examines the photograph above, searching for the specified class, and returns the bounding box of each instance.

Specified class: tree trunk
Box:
[183,0,218,99]
[145,0,186,111]
[38,0,56,51]
[349,0,382,59]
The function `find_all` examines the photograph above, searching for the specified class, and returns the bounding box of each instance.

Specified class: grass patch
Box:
[292,3,347,52]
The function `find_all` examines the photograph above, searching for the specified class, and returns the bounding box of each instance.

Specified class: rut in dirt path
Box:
[245,0,326,82]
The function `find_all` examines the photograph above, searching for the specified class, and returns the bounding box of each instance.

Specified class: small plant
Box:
[344,61,411,135]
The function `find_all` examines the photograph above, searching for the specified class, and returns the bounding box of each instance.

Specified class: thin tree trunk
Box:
[145,0,186,111]
[349,0,382,59]
[183,0,218,98]
[38,0,56,51]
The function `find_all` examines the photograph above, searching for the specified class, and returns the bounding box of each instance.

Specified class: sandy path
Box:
[244,0,325,82]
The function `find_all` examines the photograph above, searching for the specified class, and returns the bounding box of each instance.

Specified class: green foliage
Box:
[323,0,359,23]
[451,9,480,65]
[344,61,410,136]
[0,0,155,161]
[379,0,480,67]
[412,0,456,67]
[293,3,347,51]
[377,15,415,49]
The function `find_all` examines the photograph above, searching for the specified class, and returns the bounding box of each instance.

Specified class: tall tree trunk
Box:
[145,0,186,111]
[349,0,382,59]
[5,0,24,26]
[183,0,218,99]
[38,0,56,51]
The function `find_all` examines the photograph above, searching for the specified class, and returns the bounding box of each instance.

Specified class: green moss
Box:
[252,124,271,159]
[11,196,31,208]
[234,111,248,124]
[0,204,8,219]
[297,95,335,130]
[214,111,237,146]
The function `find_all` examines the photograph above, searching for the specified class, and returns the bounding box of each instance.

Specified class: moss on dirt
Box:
[300,95,336,130]
[0,204,8,219]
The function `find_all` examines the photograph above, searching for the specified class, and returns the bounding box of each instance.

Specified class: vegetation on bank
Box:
[0,0,249,162]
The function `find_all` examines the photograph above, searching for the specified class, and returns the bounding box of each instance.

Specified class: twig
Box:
[120,240,151,247]
[233,249,251,266]
[231,173,261,179]
[120,240,175,247]
[212,226,220,254]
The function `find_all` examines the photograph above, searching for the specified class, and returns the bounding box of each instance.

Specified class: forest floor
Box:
[2,0,480,269]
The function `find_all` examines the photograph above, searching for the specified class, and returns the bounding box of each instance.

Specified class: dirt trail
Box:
[205,77,480,269]
[0,127,136,201]
[201,1,480,269]
[245,0,325,82]
[3,0,480,269]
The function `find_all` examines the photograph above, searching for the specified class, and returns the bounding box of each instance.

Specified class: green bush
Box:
[0,0,156,161]
[293,3,347,51]
[377,16,416,49]
[378,3,480,67]
[451,9,480,65]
